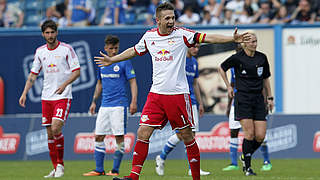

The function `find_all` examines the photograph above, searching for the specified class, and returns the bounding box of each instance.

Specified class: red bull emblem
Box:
[48,64,57,68]
[157,49,170,56]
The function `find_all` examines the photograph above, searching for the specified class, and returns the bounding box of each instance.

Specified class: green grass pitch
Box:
[0,159,319,180]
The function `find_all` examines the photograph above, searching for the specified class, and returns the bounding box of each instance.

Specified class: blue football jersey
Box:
[97,60,136,107]
[186,56,199,105]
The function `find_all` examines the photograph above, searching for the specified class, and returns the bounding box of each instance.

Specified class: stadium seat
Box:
[24,13,42,26]
[43,0,57,9]
[25,0,43,10]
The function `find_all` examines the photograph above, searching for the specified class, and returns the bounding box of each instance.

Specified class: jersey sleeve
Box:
[124,60,136,80]
[96,67,101,80]
[262,54,271,79]
[221,55,236,72]
[134,33,149,56]
[30,51,42,75]
[181,28,206,48]
[194,58,199,78]
[67,45,81,72]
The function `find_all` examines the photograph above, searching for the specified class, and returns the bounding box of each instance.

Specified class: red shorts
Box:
[42,99,72,126]
[140,92,194,130]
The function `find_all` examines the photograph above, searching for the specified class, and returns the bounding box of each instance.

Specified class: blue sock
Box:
[160,134,180,160]
[112,150,124,173]
[230,138,238,166]
[260,141,270,164]
[94,142,105,172]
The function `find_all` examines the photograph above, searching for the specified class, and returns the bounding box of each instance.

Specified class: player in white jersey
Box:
[19,20,80,178]
[94,2,251,180]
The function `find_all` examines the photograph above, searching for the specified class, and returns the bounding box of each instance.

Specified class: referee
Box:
[218,32,274,176]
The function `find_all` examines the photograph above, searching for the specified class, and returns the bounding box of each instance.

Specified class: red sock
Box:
[185,139,200,180]
[129,139,149,180]
[54,133,64,166]
[48,139,57,169]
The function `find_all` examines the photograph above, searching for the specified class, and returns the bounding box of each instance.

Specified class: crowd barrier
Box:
[0,114,319,160]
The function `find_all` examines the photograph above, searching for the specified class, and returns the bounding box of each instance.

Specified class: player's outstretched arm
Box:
[203,28,250,44]
[19,73,38,107]
[94,47,137,67]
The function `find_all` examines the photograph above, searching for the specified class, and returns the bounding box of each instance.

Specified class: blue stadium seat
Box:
[43,0,57,9]
[25,0,43,10]
[24,13,42,27]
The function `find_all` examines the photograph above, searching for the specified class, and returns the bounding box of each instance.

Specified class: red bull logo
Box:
[46,63,59,73]
[48,64,57,68]
[157,49,170,56]
[156,49,173,61]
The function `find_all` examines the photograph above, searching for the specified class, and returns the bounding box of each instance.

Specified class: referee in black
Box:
[218,32,274,176]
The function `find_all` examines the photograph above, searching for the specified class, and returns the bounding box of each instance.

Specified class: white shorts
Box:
[229,105,241,129]
[95,106,128,136]
[192,105,199,132]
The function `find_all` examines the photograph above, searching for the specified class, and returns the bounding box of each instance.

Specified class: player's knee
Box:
[95,135,105,142]
[137,126,153,140]
[51,127,61,136]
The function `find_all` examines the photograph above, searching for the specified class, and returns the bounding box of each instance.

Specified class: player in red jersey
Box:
[19,20,80,178]
[95,2,250,180]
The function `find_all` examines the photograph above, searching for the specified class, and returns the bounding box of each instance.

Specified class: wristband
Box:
[267,97,274,101]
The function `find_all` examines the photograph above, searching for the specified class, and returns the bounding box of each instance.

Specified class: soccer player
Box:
[95,2,250,180]
[219,32,274,176]
[155,44,210,176]
[19,20,80,178]
[223,67,272,172]
[83,35,138,176]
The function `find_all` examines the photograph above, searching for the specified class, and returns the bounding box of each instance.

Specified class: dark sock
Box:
[242,138,254,169]
[252,139,263,153]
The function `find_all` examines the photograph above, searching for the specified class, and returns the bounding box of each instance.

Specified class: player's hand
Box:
[267,99,274,113]
[129,103,137,115]
[89,103,96,115]
[55,85,66,94]
[199,104,204,117]
[233,28,251,43]
[227,86,234,98]
[19,95,26,108]
[94,51,113,67]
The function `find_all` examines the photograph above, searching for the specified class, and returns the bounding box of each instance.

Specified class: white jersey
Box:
[31,41,80,100]
[134,27,198,94]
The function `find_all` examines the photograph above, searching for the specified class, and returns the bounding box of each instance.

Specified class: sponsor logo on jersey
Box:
[101,74,120,78]
[156,49,173,61]
[74,132,135,153]
[46,63,59,73]
[151,41,155,46]
[0,126,20,154]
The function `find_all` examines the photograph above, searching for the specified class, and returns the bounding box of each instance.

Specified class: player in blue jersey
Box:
[83,35,138,176]
[155,43,210,176]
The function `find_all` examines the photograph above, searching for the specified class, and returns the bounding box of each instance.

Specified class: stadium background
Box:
[0,23,320,161]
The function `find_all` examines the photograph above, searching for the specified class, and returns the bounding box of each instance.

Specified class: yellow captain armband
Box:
[198,33,206,43]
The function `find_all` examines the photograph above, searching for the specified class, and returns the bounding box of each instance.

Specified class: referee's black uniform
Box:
[221,49,271,121]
